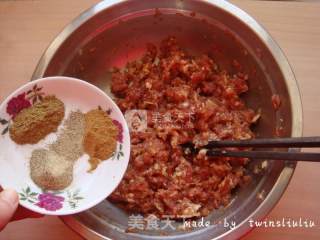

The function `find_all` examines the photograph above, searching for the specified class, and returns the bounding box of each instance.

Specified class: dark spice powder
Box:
[9,95,65,144]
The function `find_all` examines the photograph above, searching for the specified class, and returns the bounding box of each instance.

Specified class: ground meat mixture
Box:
[108,37,257,218]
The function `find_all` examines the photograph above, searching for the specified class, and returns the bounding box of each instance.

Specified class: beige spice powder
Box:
[30,149,73,191]
[30,111,86,190]
[49,110,85,162]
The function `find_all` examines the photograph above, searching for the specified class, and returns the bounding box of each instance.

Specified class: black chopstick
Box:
[204,137,320,149]
[181,137,320,162]
[206,149,320,162]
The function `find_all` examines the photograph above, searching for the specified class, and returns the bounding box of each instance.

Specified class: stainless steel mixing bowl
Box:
[32,0,303,239]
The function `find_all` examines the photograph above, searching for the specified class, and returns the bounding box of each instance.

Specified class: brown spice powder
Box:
[9,95,65,144]
[83,109,118,172]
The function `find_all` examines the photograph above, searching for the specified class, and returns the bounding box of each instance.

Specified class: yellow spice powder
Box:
[83,109,118,172]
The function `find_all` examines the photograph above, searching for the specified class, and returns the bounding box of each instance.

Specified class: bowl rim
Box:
[31,0,303,238]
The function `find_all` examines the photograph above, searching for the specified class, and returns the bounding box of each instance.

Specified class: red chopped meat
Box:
[109,37,255,218]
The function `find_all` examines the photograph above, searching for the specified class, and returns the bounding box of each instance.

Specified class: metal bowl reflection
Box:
[32,0,302,239]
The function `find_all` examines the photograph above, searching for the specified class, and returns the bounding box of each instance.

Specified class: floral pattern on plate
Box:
[19,186,84,211]
[0,84,44,135]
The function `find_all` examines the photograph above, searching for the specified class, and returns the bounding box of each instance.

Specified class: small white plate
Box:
[0,77,130,215]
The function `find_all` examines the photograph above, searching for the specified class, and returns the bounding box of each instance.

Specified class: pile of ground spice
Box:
[30,149,73,191]
[29,108,118,190]
[49,111,85,162]
[30,111,85,191]
[9,95,65,144]
[83,109,118,172]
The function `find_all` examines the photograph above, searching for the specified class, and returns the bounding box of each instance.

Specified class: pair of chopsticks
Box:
[181,137,320,162]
